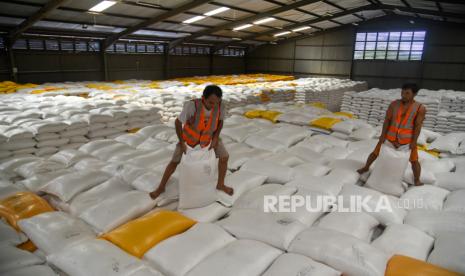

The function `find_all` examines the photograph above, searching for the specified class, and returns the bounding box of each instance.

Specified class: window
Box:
[88,41,100,52]
[354,31,426,61]
[75,41,87,52]
[45,40,59,51]
[29,39,44,50]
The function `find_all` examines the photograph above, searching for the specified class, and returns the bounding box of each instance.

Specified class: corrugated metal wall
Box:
[247,28,354,78]
[0,52,245,83]
[247,17,465,90]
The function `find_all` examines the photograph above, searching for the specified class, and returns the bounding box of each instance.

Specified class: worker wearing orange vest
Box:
[358,83,426,186]
[150,85,234,200]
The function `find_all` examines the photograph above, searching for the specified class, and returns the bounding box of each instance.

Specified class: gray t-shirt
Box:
[178,100,225,124]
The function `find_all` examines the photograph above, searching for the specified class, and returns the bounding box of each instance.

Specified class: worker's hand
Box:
[209,136,219,150]
[149,187,165,200]
[180,141,187,154]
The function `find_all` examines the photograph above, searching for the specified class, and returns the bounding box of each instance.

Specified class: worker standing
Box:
[150,85,234,200]
[358,83,426,186]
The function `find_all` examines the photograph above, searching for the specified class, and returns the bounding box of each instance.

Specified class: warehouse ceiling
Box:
[0,0,464,50]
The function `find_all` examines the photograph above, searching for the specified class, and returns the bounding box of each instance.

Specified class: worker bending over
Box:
[150,85,234,200]
[358,83,426,186]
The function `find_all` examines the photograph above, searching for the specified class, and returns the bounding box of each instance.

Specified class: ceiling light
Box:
[274,31,291,37]
[204,7,230,16]
[233,24,253,31]
[352,22,359,26]
[409,20,415,24]
[232,37,242,40]
[183,15,205,24]
[89,1,116,12]
[292,26,311,32]
[253,17,275,25]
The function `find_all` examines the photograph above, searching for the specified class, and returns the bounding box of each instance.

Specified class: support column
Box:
[209,46,214,75]
[6,43,18,82]
[100,42,109,81]
[163,45,170,80]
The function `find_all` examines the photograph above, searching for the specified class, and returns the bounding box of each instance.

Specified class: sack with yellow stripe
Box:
[310,117,343,130]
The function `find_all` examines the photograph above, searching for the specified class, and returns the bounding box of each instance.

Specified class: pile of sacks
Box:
[294,78,367,111]
[0,94,161,160]
[1,111,465,275]
[341,88,465,134]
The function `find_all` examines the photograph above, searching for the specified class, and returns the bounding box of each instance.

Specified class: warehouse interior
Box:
[1,1,465,276]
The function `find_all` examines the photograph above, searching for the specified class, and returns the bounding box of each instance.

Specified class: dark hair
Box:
[203,85,223,99]
[402,83,420,94]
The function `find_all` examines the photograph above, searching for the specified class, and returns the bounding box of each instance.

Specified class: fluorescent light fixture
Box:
[183,15,205,24]
[232,37,242,41]
[274,31,291,37]
[253,17,275,25]
[89,1,116,12]
[204,7,230,16]
[292,26,311,32]
[233,24,253,31]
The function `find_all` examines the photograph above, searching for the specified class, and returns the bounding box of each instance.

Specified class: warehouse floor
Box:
[1,75,465,276]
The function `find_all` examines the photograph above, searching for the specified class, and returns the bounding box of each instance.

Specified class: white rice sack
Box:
[78,190,157,234]
[427,132,465,153]
[132,172,178,206]
[90,142,134,161]
[218,209,306,250]
[79,139,119,154]
[443,189,465,212]
[69,177,133,216]
[228,148,271,170]
[178,147,217,209]
[0,155,39,175]
[288,227,388,276]
[185,239,282,276]
[267,125,311,147]
[180,202,230,223]
[400,185,449,211]
[317,212,379,242]
[40,170,110,202]
[222,124,260,142]
[245,134,287,153]
[287,146,330,165]
[309,135,349,148]
[0,244,44,273]
[372,224,434,261]
[60,127,89,138]
[428,231,465,274]
[349,127,377,141]
[48,149,91,167]
[292,163,331,179]
[264,152,305,167]
[263,253,340,276]
[233,184,297,211]
[435,172,465,191]
[17,211,95,255]
[36,138,70,148]
[0,219,27,246]
[217,170,267,207]
[404,210,465,237]
[0,138,36,151]
[6,265,58,276]
[128,149,172,169]
[339,184,407,225]
[14,159,65,178]
[331,120,355,135]
[144,223,235,276]
[365,145,409,197]
[47,239,158,276]
[241,159,294,184]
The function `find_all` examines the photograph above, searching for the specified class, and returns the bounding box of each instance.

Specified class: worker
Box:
[150,85,234,200]
[357,83,426,186]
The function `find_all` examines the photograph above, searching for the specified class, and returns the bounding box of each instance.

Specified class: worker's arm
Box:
[379,103,393,144]
[411,105,426,150]
[209,120,223,150]
[175,118,187,154]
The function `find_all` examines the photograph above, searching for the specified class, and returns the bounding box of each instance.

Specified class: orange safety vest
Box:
[386,100,422,145]
[182,98,221,148]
